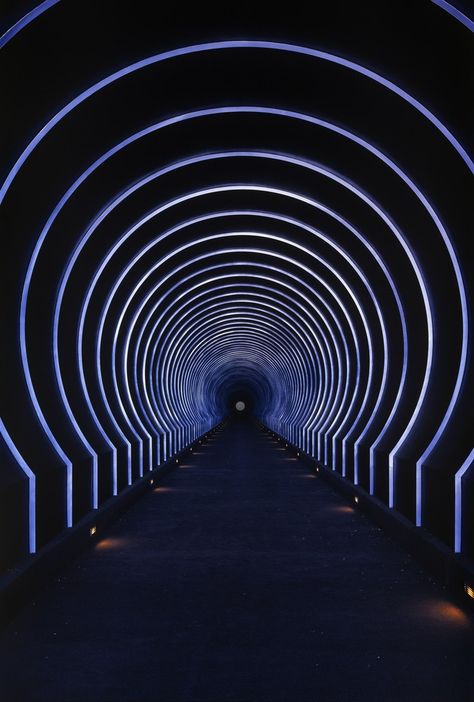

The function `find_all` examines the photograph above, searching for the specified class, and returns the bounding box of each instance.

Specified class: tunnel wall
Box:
[0,1,473,573]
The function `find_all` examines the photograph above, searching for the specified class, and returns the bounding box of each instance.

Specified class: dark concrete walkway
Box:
[0,418,472,702]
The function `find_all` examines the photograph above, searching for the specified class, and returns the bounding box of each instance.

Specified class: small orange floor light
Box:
[464,584,474,600]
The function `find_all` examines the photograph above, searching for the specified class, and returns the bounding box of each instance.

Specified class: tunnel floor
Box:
[0,418,472,702]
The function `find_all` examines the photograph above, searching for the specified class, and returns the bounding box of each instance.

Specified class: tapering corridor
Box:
[1,4,473,699]
[1,418,471,702]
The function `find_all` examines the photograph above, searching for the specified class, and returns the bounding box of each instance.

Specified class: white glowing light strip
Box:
[77,309,118,495]
[178,333,298,427]
[23,105,455,522]
[158,306,311,425]
[0,0,60,48]
[193,348,283,421]
[454,447,474,552]
[0,419,36,553]
[165,324,305,439]
[134,264,346,457]
[146,292,323,440]
[53,311,99,507]
[138,279,333,447]
[100,231,364,476]
[161,331,294,441]
[14,100,467,528]
[156,305,318,434]
[155,286,322,438]
[430,0,474,31]
[99,244,358,471]
[96,301,133,486]
[111,303,147,477]
[2,41,471,208]
[66,156,411,493]
[126,225,344,442]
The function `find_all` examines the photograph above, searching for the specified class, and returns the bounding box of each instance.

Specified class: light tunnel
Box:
[0,1,472,580]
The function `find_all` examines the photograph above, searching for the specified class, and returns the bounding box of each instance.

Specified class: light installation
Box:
[0,3,472,578]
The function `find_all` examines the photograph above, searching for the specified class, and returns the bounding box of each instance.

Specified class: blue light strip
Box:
[140,280,331,449]
[61,144,430,506]
[156,306,318,438]
[2,40,467,550]
[1,40,471,209]
[163,319,309,437]
[0,0,60,49]
[108,248,356,475]
[114,206,383,476]
[454,447,474,552]
[58,161,392,478]
[0,419,36,553]
[136,264,345,458]
[430,0,474,31]
[138,287,325,452]
[19,105,461,523]
[96,229,366,471]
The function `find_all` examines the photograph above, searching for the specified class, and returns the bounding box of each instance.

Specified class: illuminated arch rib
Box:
[0,6,471,573]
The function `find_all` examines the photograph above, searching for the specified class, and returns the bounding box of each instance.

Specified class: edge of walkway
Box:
[258,421,474,610]
[0,423,225,628]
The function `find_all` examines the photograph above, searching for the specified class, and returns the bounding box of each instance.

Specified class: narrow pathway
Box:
[0,418,472,702]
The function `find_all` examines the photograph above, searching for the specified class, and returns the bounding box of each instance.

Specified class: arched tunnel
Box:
[0,2,473,700]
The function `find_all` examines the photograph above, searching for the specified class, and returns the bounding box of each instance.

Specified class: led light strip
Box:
[175,332,303,431]
[430,0,474,31]
[134,264,349,461]
[138,281,332,453]
[67,150,433,512]
[164,321,308,440]
[21,115,454,520]
[2,49,464,552]
[69,165,392,484]
[0,0,60,49]
[94,232,367,477]
[156,306,319,443]
[0,419,36,553]
[114,206,377,454]
[2,40,471,209]
[454,448,474,552]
